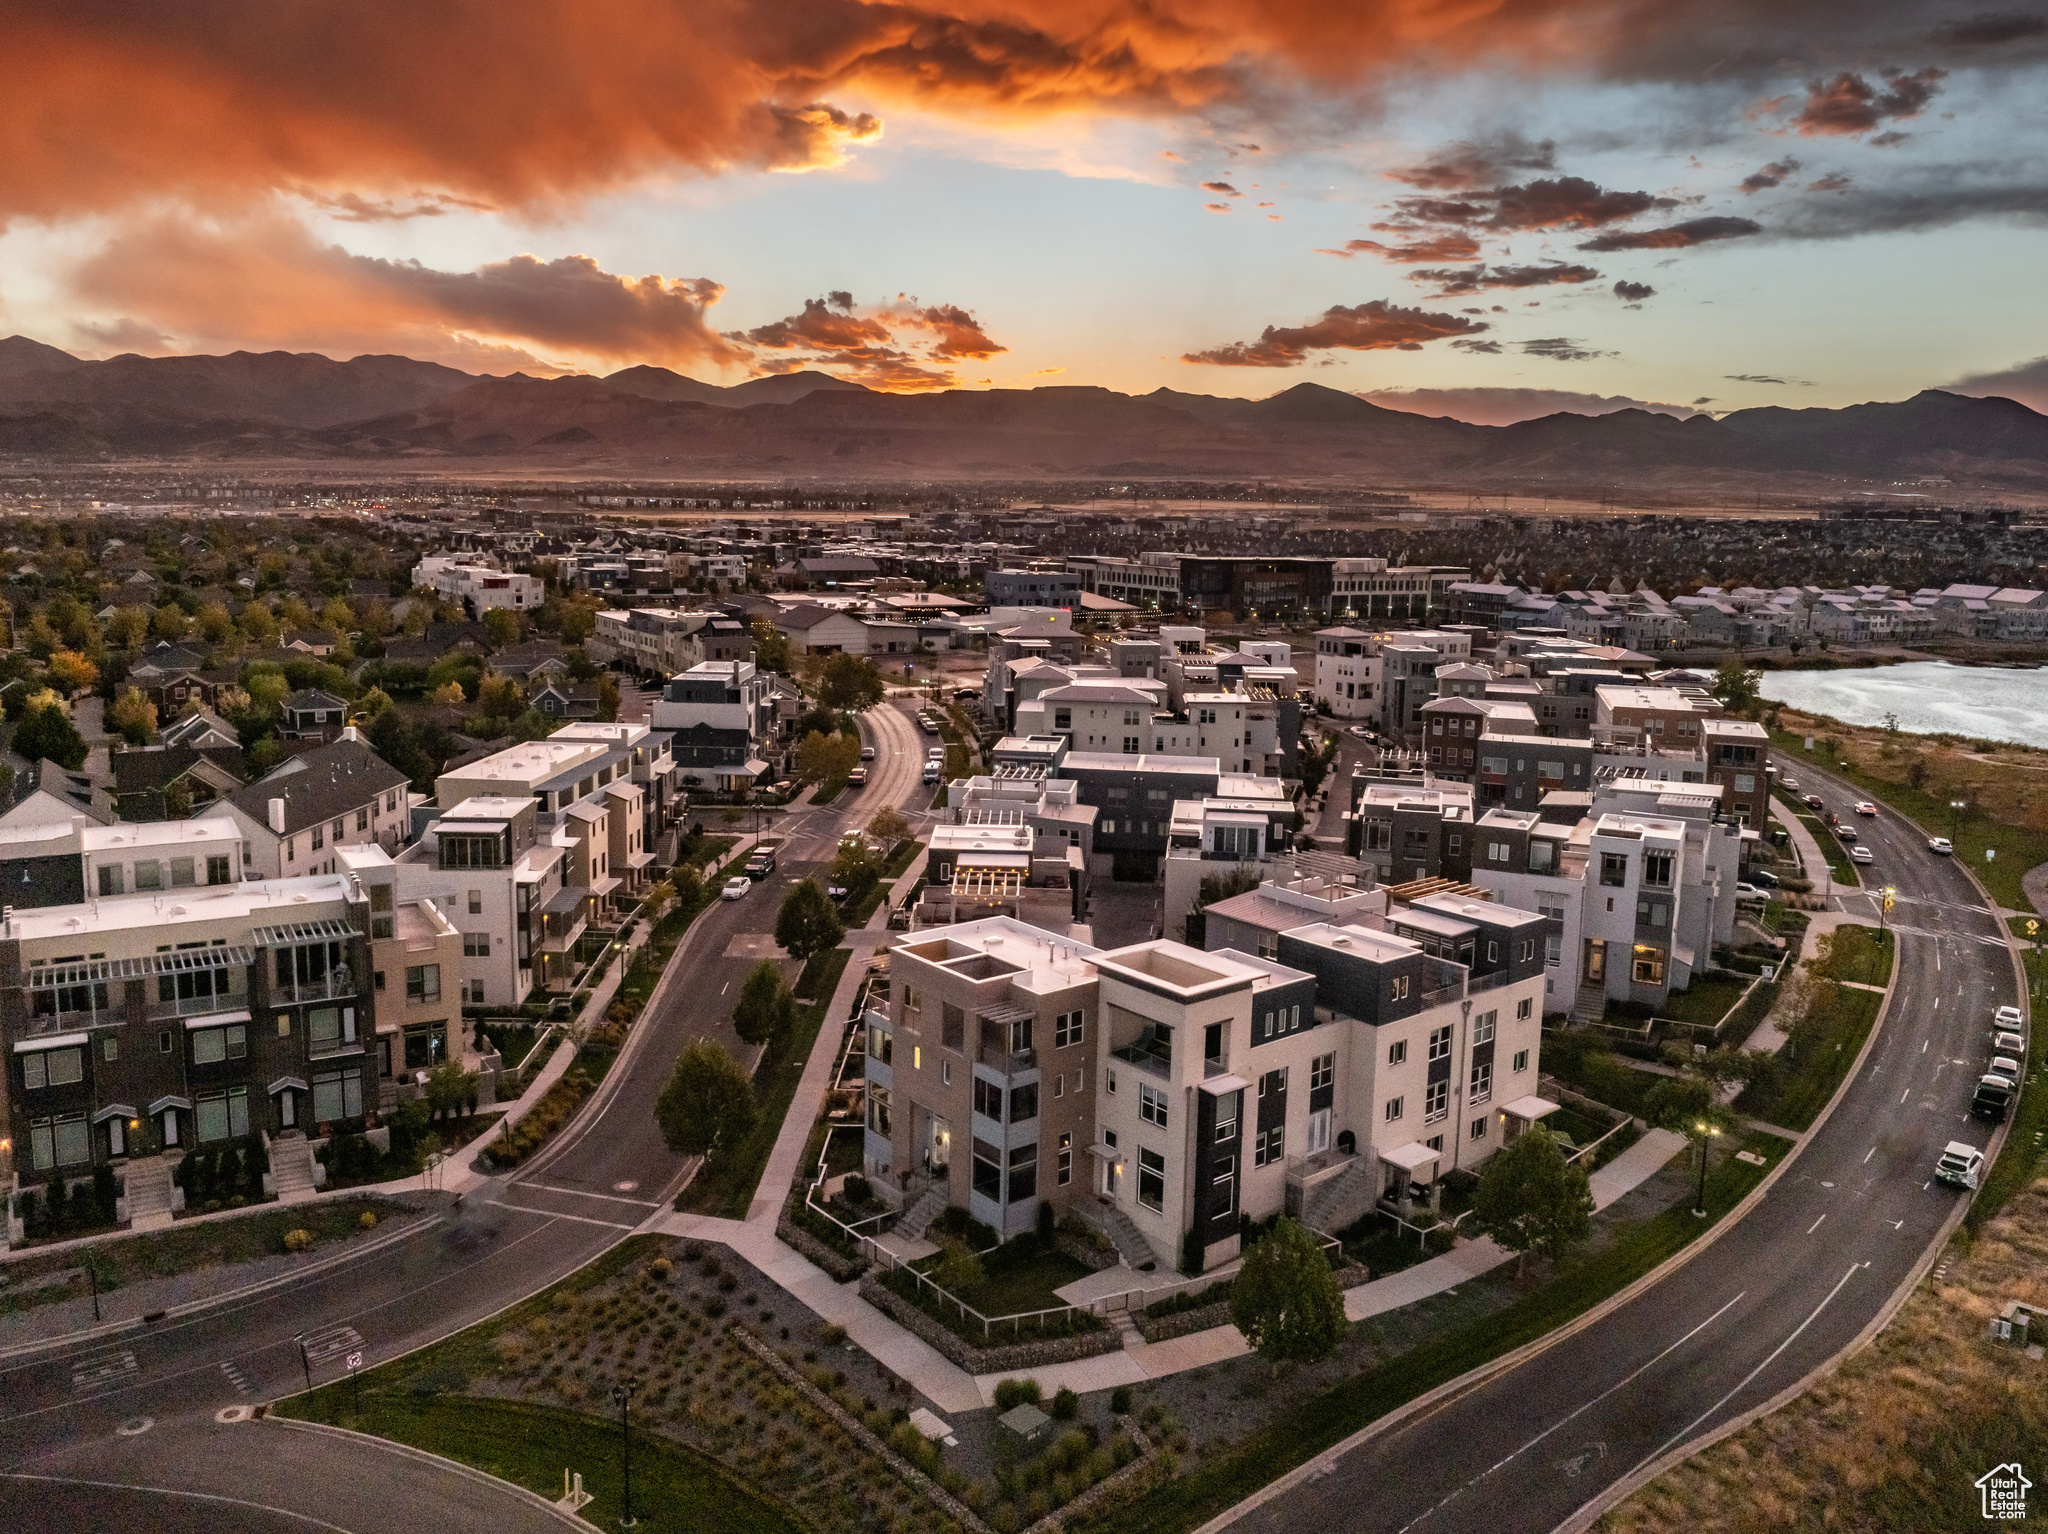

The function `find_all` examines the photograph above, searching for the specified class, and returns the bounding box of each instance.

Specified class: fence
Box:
[1085,1225,1342,1316]
[1563,1115,1636,1168]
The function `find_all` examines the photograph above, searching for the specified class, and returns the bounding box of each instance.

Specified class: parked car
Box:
[1993,1030,2026,1059]
[1971,1076,2013,1123]
[1935,1141,1985,1190]
[1987,1055,2023,1086]
[1854,801,1877,816]
[922,761,942,785]
[860,745,876,761]
[1928,836,1955,855]
[1781,776,1801,791]
[1746,869,1780,888]
[1850,845,1874,864]
[1803,794,1825,810]
[927,744,945,760]
[826,883,850,902]
[1348,725,1373,739]
[744,845,778,880]
[1734,883,1767,903]
[721,876,752,901]
[1995,1004,2024,1030]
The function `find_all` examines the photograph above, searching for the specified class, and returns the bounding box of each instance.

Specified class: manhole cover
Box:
[614,1181,639,1193]
[216,1405,255,1424]
[116,1416,153,1437]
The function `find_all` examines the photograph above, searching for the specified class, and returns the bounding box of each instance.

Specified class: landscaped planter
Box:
[776,1216,867,1281]
[859,1274,1124,1374]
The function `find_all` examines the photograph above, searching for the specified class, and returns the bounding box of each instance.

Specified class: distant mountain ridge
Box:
[0,337,2043,487]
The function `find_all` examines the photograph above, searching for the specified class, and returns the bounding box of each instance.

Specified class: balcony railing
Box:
[975,1043,1035,1073]
[273,973,357,1004]
[1419,980,1466,1007]
[149,986,247,1020]
[1110,1042,1172,1078]
[1468,969,1509,995]
[1203,1053,1229,1078]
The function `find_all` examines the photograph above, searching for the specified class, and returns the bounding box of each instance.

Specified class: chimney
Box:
[268,797,287,835]
[342,725,361,744]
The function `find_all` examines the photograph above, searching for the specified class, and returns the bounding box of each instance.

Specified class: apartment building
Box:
[2,873,380,1187]
[1313,627,1382,721]
[219,735,412,879]
[411,556,544,613]
[1592,685,1720,748]
[1348,778,1476,885]
[589,608,750,677]
[1702,718,1771,827]
[650,660,777,792]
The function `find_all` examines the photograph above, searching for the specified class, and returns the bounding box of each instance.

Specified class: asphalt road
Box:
[0,697,934,1530]
[1225,762,2020,1534]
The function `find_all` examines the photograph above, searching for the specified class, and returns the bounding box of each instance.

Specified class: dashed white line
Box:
[1863,1146,1876,1164]
[1807,1214,1827,1235]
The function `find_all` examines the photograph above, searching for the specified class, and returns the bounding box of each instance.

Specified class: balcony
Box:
[149,983,248,1021]
[272,971,357,1005]
[1468,969,1509,995]
[1110,1040,1172,1079]
[1419,979,1465,1007]
[975,1042,1035,1073]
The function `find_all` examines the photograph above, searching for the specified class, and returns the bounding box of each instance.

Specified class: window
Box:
[468,889,483,915]
[307,1007,357,1054]
[169,857,196,888]
[97,865,124,896]
[1472,1011,1496,1046]
[1513,1048,1530,1073]
[973,1138,1002,1200]
[135,859,163,891]
[1424,1079,1449,1122]
[1642,851,1674,888]
[1137,1147,1166,1211]
[1054,1010,1084,1048]
[1470,1114,1489,1141]
[1139,1082,1169,1127]
[196,1087,250,1142]
[1211,1155,1235,1214]
[464,932,491,957]
[866,1021,892,1064]
[1258,1066,1287,1099]
[406,965,441,1003]
[973,1077,1003,1121]
[1009,1083,1038,1123]
[1390,975,1410,1002]
[1470,1060,1493,1105]
[357,807,370,832]
[1633,946,1666,984]
[312,1068,362,1124]
[1387,1039,1407,1066]
[102,1035,117,1063]
[1428,1025,1452,1063]
[29,1114,90,1169]
[207,855,232,885]
[1214,1097,1237,1142]
[1253,1125,1285,1167]
[190,1023,248,1064]
[1385,1096,1404,1121]
[1517,997,1533,1020]
[21,1045,83,1090]
[1122,736,1140,753]
[1486,940,1499,964]
[867,1084,892,1136]
[1488,841,1509,863]
[311,824,324,851]
[1599,852,1628,887]
[1008,1142,1038,1202]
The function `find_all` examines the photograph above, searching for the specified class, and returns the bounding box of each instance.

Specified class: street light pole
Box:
[612,1378,640,1528]
[295,1333,313,1394]
[1692,1121,1722,1218]
[1950,799,1965,844]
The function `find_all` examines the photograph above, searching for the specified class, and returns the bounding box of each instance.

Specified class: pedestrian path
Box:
[1769,806,1839,902]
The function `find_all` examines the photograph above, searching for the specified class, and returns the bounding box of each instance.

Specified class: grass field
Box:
[1971,918,2048,1233]
[1735,984,1883,1131]
[1091,1137,1781,1534]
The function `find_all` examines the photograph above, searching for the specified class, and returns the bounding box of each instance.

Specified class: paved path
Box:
[1769,800,1839,900]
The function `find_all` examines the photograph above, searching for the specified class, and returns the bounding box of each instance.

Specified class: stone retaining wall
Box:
[1054,1229,1119,1272]
[859,1274,1124,1374]
[776,1218,868,1282]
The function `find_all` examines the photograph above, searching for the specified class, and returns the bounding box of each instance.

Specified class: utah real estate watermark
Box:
[1978,1463,2031,1521]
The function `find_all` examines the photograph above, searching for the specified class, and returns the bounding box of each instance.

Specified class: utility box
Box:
[1992,1302,2038,1346]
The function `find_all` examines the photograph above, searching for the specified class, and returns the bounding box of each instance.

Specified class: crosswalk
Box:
[70,1348,137,1394]
[219,1358,253,1395]
[301,1324,364,1367]
[1882,922,2011,947]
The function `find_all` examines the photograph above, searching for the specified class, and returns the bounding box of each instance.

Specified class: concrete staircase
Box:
[895,1186,948,1243]
[268,1132,317,1204]
[1570,979,1608,1025]
[1079,1198,1160,1271]
[1303,1157,1377,1237]
[122,1156,175,1232]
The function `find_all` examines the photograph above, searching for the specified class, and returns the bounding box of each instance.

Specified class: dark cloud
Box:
[1692,396,1716,405]
[1868,129,1912,148]
[308,191,497,222]
[1613,280,1656,302]
[1792,68,1947,137]
[1358,384,1706,425]
[1725,372,1814,385]
[1451,338,1503,353]
[1321,232,1483,262]
[1384,135,1556,190]
[1409,262,1601,294]
[1201,180,1241,196]
[1395,176,1677,232]
[1182,299,1487,367]
[1806,172,1854,192]
[1770,181,2048,238]
[1579,216,1763,251]
[1520,337,1612,362]
[1740,159,1800,193]
[1943,354,2048,412]
[1926,12,2048,47]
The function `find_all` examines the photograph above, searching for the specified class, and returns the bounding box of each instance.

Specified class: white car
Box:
[1854,801,1877,817]
[1935,1141,1984,1190]
[720,876,751,901]
[1850,845,1874,864]
[1927,836,1954,855]
[1995,1004,2024,1030]
[1780,776,1801,791]
[1349,725,1372,739]
[860,745,876,761]
[1734,883,1767,903]
[1988,1055,2023,1085]
[1993,1030,2026,1059]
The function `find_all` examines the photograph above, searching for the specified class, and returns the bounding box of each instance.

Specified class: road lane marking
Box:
[1389,1291,1748,1534]
[1807,1214,1827,1235]
[514,1182,662,1206]
[1901,1088,1912,1103]
[219,1359,252,1395]
[1922,1040,1930,1053]
[70,1349,137,1393]
[300,1324,364,1367]
[1864,1147,1875,1163]
[1644,1263,1862,1465]
[484,1198,639,1230]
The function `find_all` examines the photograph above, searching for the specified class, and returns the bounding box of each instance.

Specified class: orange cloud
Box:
[1792,68,1946,136]
[1183,299,1487,366]
[1324,232,1484,262]
[737,291,1005,389]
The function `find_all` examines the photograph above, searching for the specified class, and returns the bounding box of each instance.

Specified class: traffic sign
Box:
[345,1351,363,1372]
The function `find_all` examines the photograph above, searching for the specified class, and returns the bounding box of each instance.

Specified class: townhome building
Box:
[411,556,543,614]
[1312,627,1382,721]
[219,734,412,879]
[650,659,777,793]
[2,872,381,1200]
[1702,718,1771,827]
[0,815,244,909]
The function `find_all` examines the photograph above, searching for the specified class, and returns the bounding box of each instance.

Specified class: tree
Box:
[596,673,620,722]
[1468,1126,1596,1276]
[108,686,158,746]
[1229,1216,1347,1366]
[749,616,793,676]
[429,680,468,706]
[794,728,860,785]
[483,607,523,648]
[46,649,98,695]
[196,602,234,644]
[867,805,912,848]
[161,778,193,820]
[320,597,356,634]
[1711,655,1761,713]
[1199,867,1262,908]
[107,605,152,650]
[832,833,882,896]
[237,601,279,646]
[151,605,192,643]
[818,652,886,713]
[12,698,87,770]
[732,959,792,1045]
[355,686,394,721]
[776,879,844,963]
[655,1039,757,1165]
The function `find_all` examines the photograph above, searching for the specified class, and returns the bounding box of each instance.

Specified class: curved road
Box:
[0,698,934,1531]
[1222,760,2020,1534]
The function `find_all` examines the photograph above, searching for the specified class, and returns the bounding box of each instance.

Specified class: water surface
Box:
[1758,660,2048,747]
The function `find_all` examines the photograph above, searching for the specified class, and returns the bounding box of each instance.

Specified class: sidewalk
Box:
[1769,804,1840,902]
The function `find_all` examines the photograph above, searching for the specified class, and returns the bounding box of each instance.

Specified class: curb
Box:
[1199,853,1907,1534]
[266,1414,599,1531]
[0,1212,444,1365]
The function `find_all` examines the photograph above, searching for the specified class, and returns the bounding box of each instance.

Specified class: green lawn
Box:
[1768,725,2048,911]
[1822,924,1894,988]
[1972,919,2048,1232]
[913,1243,1096,1319]
[1735,985,1882,1131]
[1094,1136,1781,1534]
[1654,973,1750,1029]
[677,947,853,1219]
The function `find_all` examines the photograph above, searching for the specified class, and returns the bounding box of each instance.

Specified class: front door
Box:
[1307,1108,1332,1157]
[160,1107,180,1147]
[107,1117,126,1158]
[278,1090,297,1129]
[1585,938,1607,985]
[926,1114,950,1175]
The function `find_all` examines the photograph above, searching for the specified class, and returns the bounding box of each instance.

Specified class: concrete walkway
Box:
[1769,803,1840,901]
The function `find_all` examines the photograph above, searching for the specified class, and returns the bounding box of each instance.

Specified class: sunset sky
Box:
[3,1,2046,420]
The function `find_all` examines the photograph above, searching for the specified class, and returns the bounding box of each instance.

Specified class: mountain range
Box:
[2,337,2045,490]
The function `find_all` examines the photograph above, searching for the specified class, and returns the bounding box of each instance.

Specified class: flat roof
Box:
[9,875,355,943]
[80,815,242,852]
[1280,921,1420,964]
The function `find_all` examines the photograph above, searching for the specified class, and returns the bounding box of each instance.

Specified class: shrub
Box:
[283,1228,315,1253]
[1051,1387,1080,1421]
[842,1174,873,1207]
[1110,1385,1134,1415]
[650,1256,673,1280]
[358,1210,378,1231]
[821,1322,848,1346]
[993,1378,1043,1411]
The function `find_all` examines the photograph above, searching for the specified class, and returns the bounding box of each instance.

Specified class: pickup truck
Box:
[744,843,779,880]
[1972,1074,2014,1123]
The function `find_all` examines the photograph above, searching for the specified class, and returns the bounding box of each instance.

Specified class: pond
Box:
[1758,660,2048,747]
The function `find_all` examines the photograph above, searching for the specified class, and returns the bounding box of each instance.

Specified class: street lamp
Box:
[1950,799,1966,843]
[611,1377,641,1528]
[1692,1121,1723,1218]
